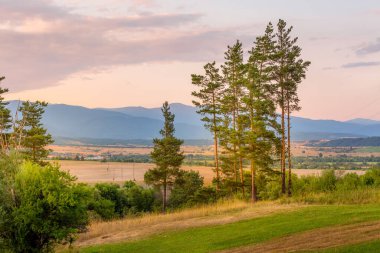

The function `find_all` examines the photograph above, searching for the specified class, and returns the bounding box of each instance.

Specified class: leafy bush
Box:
[90,181,155,219]
[169,170,204,208]
[169,170,217,208]
[0,160,89,252]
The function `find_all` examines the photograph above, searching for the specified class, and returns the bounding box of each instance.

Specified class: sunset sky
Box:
[1,0,380,120]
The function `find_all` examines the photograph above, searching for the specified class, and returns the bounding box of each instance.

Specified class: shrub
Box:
[168,170,218,208]
[336,173,361,191]
[0,160,89,252]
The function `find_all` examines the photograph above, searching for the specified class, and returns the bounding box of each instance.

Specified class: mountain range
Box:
[6,101,380,144]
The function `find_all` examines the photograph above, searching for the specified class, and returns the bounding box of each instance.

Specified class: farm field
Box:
[68,202,380,253]
[49,143,380,160]
[57,160,365,184]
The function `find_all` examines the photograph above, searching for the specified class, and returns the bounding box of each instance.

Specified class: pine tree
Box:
[192,62,224,191]
[244,23,280,202]
[273,19,310,195]
[0,76,12,151]
[283,38,310,196]
[144,102,184,212]
[221,40,246,195]
[17,101,53,164]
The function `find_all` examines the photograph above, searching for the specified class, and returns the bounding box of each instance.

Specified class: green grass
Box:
[79,204,380,253]
[315,240,380,252]
[355,146,380,153]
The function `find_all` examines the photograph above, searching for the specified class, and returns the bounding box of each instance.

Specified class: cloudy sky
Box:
[1,0,380,120]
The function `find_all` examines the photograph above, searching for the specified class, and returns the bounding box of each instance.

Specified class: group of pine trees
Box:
[192,19,310,201]
[0,76,53,164]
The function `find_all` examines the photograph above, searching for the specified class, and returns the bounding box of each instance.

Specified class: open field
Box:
[57,160,365,184]
[69,203,380,253]
[49,145,214,157]
[57,160,215,184]
[50,143,380,159]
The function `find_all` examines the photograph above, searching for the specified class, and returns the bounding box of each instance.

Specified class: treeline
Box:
[191,19,310,200]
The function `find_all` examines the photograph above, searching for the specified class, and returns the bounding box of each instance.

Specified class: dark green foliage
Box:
[16,101,53,164]
[145,102,184,212]
[89,197,116,220]
[169,170,204,208]
[123,181,155,214]
[95,183,125,217]
[90,181,155,219]
[0,158,89,252]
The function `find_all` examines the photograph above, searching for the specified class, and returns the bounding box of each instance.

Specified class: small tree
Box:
[144,102,184,212]
[17,101,53,164]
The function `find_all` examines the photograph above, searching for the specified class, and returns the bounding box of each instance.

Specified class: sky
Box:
[1,0,380,120]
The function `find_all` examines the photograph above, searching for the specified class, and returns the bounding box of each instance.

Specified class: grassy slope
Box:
[79,204,380,253]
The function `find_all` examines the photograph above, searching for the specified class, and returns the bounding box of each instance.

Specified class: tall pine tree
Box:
[244,23,280,202]
[273,19,310,195]
[144,102,184,212]
[221,40,246,195]
[192,62,224,191]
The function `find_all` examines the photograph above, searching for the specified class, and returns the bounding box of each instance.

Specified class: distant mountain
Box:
[315,137,380,147]
[6,101,380,143]
[345,118,380,125]
[106,103,202,126]
[290,117,380,138]
[7,101,210,140]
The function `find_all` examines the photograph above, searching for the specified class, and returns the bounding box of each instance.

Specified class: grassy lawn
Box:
[79,204,380,253]
[316,240,380,252]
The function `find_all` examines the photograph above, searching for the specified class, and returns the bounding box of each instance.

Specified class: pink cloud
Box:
[0,0,245,92]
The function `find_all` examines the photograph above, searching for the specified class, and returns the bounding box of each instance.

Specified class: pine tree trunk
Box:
[287,101,292,196]
[212,95,220,192]
[239,157,245,196]
[250,102,255,202]
[214,128,220,191]
[163,179,167,213]
[281,90,286,194]
[251,159,256,203]
[232,110,238,192]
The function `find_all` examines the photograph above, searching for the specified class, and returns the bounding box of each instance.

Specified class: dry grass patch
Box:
[75,200,302,247]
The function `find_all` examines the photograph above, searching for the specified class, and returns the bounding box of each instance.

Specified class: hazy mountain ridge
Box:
[6,101,380,142]
[314,137,380,147]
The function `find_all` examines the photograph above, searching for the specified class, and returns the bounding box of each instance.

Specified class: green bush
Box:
[336,173,361,191]
[169,170,204,208]
[122,181,155,214]
[0,160,89,252]
[362,169,380,186]
[90,181,155,219]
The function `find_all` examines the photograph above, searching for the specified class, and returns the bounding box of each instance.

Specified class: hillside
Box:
[7,101,380,142]
[315,137,380,147]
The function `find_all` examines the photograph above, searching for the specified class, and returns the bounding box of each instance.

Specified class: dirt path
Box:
[222,221,380,253]
[74,202,303,247]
